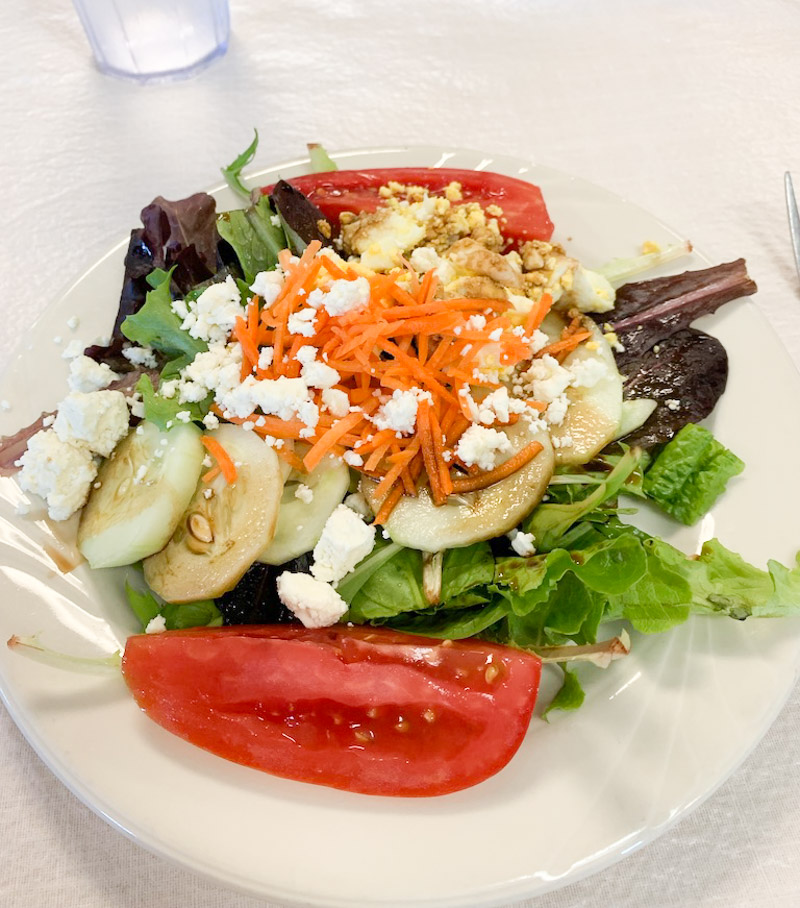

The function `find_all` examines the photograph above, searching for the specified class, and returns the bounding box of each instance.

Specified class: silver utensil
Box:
[784,172,800,281]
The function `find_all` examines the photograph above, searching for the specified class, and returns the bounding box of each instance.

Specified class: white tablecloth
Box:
[1,1,799,905]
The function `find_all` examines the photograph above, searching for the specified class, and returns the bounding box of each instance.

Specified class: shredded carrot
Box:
[199,239,592,522]
[373,484,404,526]
[202,465,221,484]
[200,435,238,484]
[537,330,592,361]
[524,291,553,336]
[450,441,544,493]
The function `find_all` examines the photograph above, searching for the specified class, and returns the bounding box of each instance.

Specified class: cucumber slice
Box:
[144,425,283,602]
[615,397,657,440]
[362,421,554,553]
[549,316,623,465]
[77,421,204,569]
[258,454,350,565]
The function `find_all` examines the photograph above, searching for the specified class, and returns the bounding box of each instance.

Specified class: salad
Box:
[3,138,800,797]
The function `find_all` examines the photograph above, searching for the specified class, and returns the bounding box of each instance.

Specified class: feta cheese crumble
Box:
[145,615,167,634]
[308,276,370,316]
[508,529,536,556]
[455,425,512,471]
[173,276,243,345]
[17,429,97,521]
[53,390,130,457]
[276,572,349,628]
[373,388,429,435]
[67,355,119,393]
[311,504,376,584]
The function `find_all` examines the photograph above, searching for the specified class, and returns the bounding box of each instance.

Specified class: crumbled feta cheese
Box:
[122,344,158,368]
[17,429,97,521]
[61,339,85,360]
[250,269,285,306]
[294,484,314,504]
[545,394,569,426]
[53,390,130,457]
[287,308,317,337]
[257,346,275,371]
[311,504,376,583]
[145,614,167,634]
[129,396,145,419]
[465,314,487,332]
[508,529,536,556]
[308,276,371,317]
[175,410,192,423]
[474,387,528,426]
[343,450,364,467]
[373,388,428,434]
[321,387,350,418]
[202,411,220,430]
[295,345,317,366]
[0,400,11,411]
[174,276,242,345]
[569,357,608,389]
[529,329,549,354]
[67,355,119,393]
[276,572,348,628]
[66,316,80,331]
[455,425,512,471]
[550,433,574,449]
[524,354,572,403]
[302,360,340,390]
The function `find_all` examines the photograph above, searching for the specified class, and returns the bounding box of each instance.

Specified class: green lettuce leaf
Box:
[217,194,287,284]
[125,581,222,631]
[543,665,585,717]
[221,129,259,199]
[121,268,207,361]
[525,446,643,551]
[336,539,404,603]
[307,142,338,172]
[135,373,211,432]
[442,542,495,600]
[345,546,427,621]
[386,601,509,639]
[643,423,744,524]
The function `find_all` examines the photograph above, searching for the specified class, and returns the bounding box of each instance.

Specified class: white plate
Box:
[0,147,798,907]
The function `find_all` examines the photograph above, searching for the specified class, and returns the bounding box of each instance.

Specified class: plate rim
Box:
[0,144,799,907]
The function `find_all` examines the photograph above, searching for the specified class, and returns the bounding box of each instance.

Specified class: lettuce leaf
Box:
[217,194,287,284]
[345,545,427,621]
[125,581,222,631]
[643,423,744,524]
[525,446,643,551]
[135,373,211,431]
[543,666,585,717]
[121,269,207,361]
[221,129,259,199]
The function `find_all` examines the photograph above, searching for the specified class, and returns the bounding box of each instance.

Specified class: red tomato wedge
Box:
[260,167,555,245]
[122,625,542,797]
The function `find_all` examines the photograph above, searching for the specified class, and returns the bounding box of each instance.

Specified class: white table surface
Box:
[1,1,799,905]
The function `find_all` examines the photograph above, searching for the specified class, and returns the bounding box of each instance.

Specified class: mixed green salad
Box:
[4,138,799,716]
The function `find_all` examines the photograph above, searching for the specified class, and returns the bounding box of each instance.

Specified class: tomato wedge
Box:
[260,167,554,245]
[122,625,541,797]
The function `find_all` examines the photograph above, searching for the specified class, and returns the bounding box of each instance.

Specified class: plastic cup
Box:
[72,0,230,83]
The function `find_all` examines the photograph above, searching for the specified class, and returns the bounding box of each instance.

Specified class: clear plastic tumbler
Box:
[72,0,230,83]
